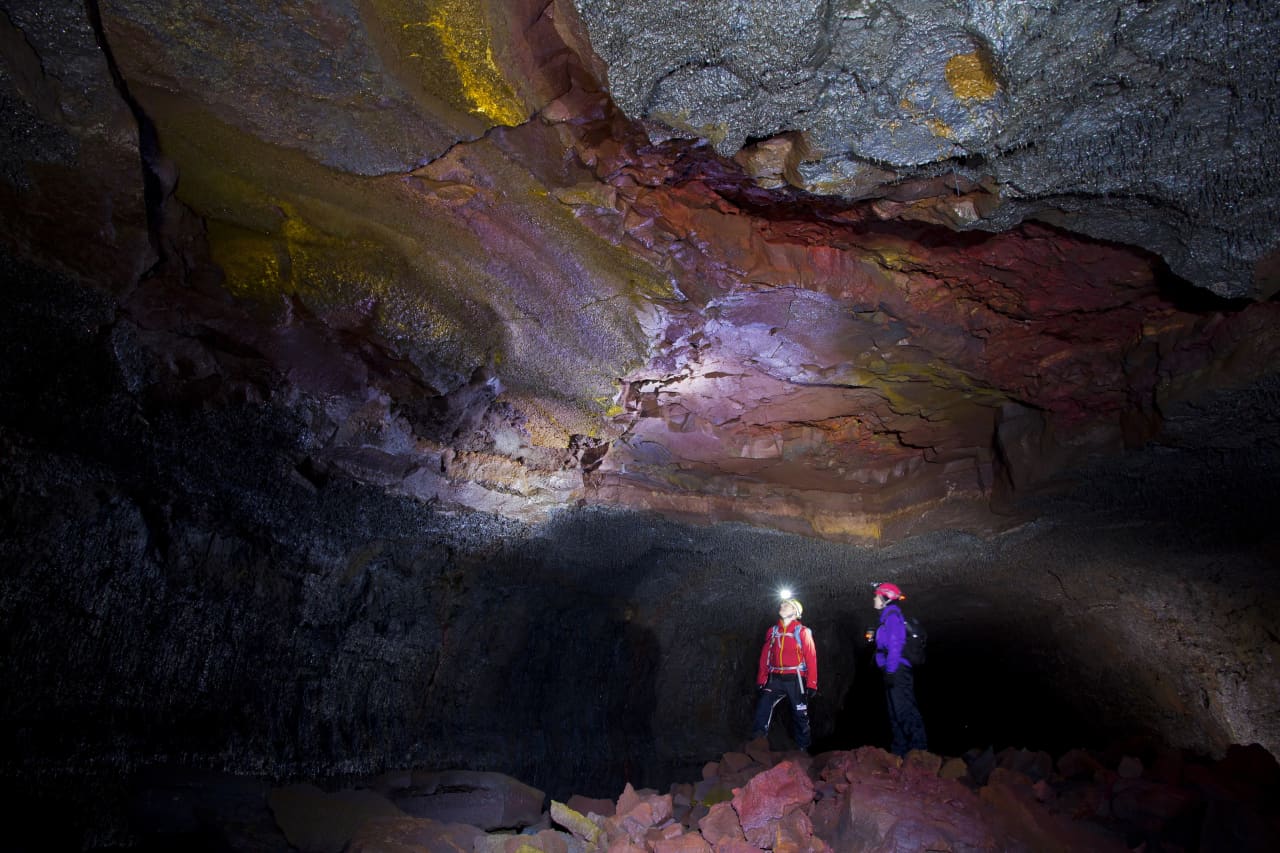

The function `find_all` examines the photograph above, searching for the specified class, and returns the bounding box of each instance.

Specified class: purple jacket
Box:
[875,604,909,673]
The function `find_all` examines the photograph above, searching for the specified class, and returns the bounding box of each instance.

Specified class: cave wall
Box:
[3,258,1277,826]
[4,0,1280,546]
[2,2,1279,847]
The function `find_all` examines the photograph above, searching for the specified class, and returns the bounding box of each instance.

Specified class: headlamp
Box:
[778,587,793,600]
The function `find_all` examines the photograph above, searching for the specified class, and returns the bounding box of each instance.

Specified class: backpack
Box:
[769,623,809,672]
[902,616,928,666]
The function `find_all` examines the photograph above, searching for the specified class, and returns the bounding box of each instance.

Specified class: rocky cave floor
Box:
[117,736,1280,853]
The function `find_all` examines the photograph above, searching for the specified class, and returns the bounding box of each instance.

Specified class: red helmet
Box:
[875,582,904,601]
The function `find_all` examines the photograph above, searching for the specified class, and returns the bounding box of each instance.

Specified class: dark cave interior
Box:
[4,1,1280,850]
[3,258,1276,848]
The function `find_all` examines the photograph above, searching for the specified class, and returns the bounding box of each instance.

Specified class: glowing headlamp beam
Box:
[778,587,793,600]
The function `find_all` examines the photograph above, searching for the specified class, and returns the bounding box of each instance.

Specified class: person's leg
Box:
[887,668,926,755]
[782,677,812,750]
[751,679,785,739]
[897,668,928,752]
[885,680,907,756]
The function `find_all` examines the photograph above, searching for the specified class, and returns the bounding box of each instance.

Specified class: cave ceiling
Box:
[3,0,1279,543]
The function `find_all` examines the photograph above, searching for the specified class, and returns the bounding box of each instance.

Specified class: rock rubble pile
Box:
[130,739,1280,852]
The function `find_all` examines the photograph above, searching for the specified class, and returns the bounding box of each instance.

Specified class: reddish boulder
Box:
[981,774,1128,852]
[651,833,713,853]
[731,760,815,834]
[697,801,746,847]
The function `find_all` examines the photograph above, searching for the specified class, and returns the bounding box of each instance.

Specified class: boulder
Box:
[1117,756,1144,779]
[730,760,814,836]
[819,745,1069,851]
[1110,778,1200,834]
[981,774,1128,852]
[650,830,711,853]
[566,794,616,818]
[732,758,808,845]
[998,747,1054,782]
[394,770,545,831]
[1057,748,1105,780]
[267,783,404,853]
[550,800,603,846]
[346,816,483,853]
[696,801,745,847]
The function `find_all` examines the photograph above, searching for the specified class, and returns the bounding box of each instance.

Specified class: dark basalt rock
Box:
[572,0,1280,298]
[1,3,1278,850]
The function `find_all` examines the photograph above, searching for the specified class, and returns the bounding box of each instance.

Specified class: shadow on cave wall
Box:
[3,253,1280,849]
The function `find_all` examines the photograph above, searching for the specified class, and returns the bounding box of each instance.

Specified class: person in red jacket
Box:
[749,597,818,750]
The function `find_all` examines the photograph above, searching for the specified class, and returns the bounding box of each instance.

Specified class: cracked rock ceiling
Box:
[3,0,1279,542]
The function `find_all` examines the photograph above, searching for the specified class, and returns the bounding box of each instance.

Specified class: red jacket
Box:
[757,620,818,690]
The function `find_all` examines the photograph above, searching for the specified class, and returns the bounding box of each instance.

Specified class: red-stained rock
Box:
[823,754,999,851]
[1117,756,1144,779]
[657,821,685,840]
[731,760,815,836]
[711,841,763,853]
[997,747,1055,782]
[616,783,675,824]
[693,779,735,809]
[819,746,901,784]
[744,737,774,767]
[565,794,616,818]
[720,752,755,774]
[744,806,816,851]
[1057,748,1106,780]
[904,750,944,777]
[651,832,713,853]
[604,839,647,853]
[1032,780,1056,803]
[1110,778,1200,833]
[987,767,1035,790]
[698,802,746,847]
[981,774,1128,852]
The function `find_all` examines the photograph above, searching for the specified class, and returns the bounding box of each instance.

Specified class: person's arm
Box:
[883,611,906,673]
[802,627,818,690]
[757,631,771,686]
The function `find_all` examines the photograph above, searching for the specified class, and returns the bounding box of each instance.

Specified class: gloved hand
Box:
[757,684,767,694]
[883,669,897,686]
[806,687,819,700]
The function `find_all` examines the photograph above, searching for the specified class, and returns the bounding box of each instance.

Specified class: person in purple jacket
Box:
[874,582,927,756]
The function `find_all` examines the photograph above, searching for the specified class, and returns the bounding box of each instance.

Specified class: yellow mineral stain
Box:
[207,221,287,300]
[810,513,882,542]
[421,1,526,125]
[926,118,954,139]
[945,52,998,102]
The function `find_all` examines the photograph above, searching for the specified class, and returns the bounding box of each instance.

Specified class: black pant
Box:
[751,673,811,749]
[884,666,927,756]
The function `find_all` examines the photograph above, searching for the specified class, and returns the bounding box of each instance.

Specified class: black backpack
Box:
[902,615,928,665]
